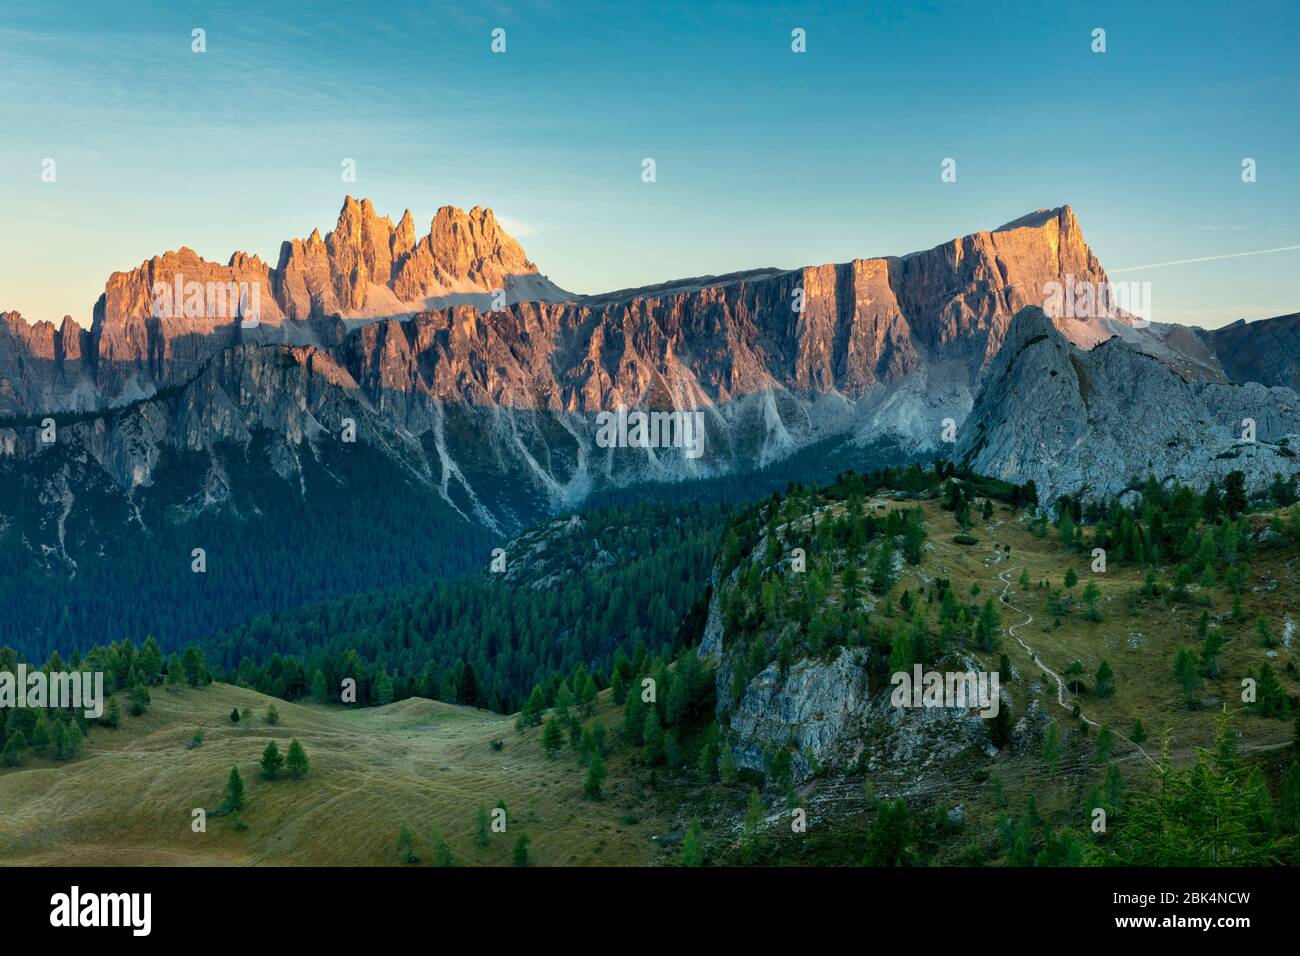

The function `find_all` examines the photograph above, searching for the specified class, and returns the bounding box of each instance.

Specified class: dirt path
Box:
[997,565,1160,770]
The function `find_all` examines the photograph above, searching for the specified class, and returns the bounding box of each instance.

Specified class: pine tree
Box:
[1173,647,1201,706]
[166,653,183,687]
[512,834,530,866]
[1200,629,1225,678]
[581,675,598,715]
[397,824,420,864]
[680,821,705,866]
[870,545,897,595]
[285,739,310,778]
[1095,724,1114,765]
[1082,581,1102,621]
[260,741,284,780]
[975,599,1001,652]
[621,684,644,743]
[642,711,665,765]
[1224,470,1248,519]
[2,730,26,767]
[475,803,490,846]
[1042,721,1061,773]
[51,722,67,760]
[1280,763,1300,835]
[541,716,564,758]
[1094,659,1115,698]
[888,628,912,674]
[62,721,83,760]
[457,663,481,707]
[902,510,926,566]
[139,638,163,685]
[583,751,608,800]
[1102,764,1125,813]
[230,707,241,723]
[1255,661,1287,717]
[224,766,245,812]
[127,677,150,716]
[1089,716,1287,865]
[608,670,627,707]
[102,697,121,729]
[863,798,914,866]
[1064,660,1085,693]
[719,745,738,785]
[310,670,327,703]
[373,671,395,705]
[31,713,51,752]
[265,703,280,725]
[181,645,207,687]
[430,831,455,866]
[521,685,546,725]
[742,788,766,863]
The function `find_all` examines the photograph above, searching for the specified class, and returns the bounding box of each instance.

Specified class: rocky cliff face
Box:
[2,204,1292,547]
[1,203,1139,417]
[0,312,96,413]
[1202,312,1300,391]
[701,502,1000,786]
[0,198,570,414]
[957,306,1300,505]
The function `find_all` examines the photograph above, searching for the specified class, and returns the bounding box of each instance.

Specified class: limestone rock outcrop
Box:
[956,306,1300,505]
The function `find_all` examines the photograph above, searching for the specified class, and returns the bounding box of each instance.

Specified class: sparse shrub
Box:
[397,824,420,864]
[512,834,531,866]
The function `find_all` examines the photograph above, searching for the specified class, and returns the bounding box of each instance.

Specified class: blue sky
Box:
[1,0,1297,328]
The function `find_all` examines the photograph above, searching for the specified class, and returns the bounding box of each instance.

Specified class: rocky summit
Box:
[0,198,570,413]
[1,203,1296,549]
[957,306,1300,506]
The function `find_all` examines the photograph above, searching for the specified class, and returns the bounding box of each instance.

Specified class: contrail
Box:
[1109,244,1300,274]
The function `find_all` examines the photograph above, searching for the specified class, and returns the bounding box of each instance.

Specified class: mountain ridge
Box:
[3,204,1296,571]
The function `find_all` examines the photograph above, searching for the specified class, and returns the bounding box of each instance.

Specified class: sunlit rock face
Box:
[3,203,1292,545]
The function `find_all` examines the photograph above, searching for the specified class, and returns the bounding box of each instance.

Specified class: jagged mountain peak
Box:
[993,205,1075,233]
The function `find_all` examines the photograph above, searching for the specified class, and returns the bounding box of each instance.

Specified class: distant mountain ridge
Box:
[1200,312,1300,392]
[0,202,1161,419]
[0,198,570,414]
[2,202,1296,582]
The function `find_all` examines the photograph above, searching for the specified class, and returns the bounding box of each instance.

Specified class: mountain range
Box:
[1,199,1296,651]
